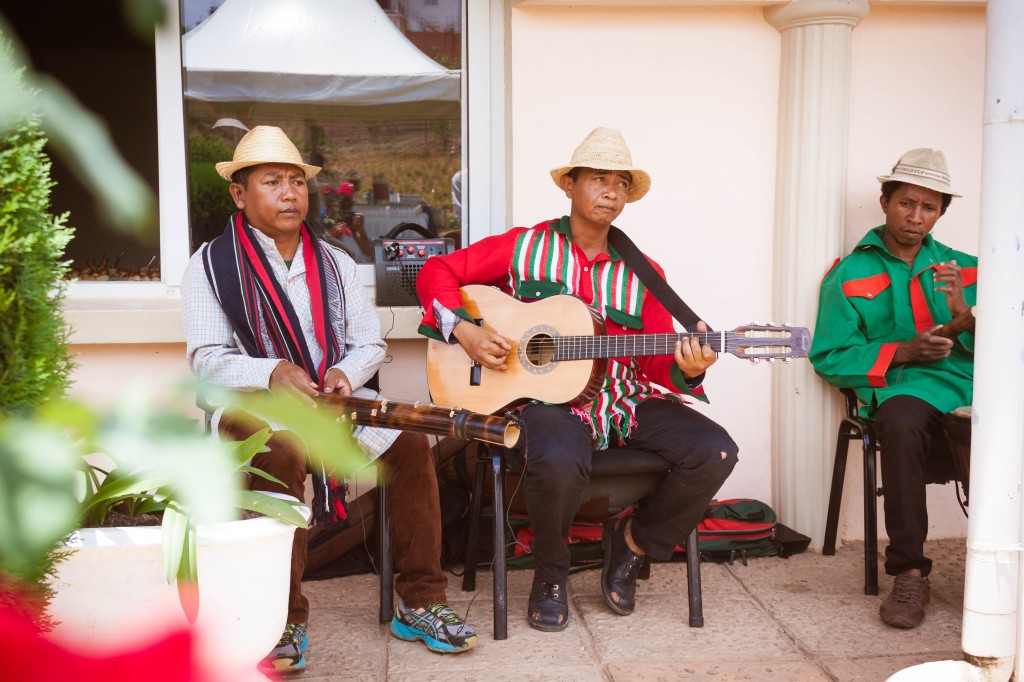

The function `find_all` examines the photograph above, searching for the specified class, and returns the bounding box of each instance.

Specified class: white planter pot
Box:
[46,504,308,680]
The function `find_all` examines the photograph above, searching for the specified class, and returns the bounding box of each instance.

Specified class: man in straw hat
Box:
[181,126,477,672]
[416,127,738,631]
[810,148,977,629]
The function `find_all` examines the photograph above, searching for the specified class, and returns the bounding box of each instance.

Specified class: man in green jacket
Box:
[810,148,976,629]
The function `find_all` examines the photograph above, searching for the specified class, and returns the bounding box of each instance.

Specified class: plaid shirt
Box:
[182,227,398,459]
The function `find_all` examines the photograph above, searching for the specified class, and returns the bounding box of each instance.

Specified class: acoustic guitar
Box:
[427,285,811,414]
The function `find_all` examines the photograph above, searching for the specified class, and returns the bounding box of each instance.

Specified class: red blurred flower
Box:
[320,185,334,195]
[337,182,355,197]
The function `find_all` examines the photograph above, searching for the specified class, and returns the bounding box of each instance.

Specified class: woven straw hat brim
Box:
[215,125,321,181]
[876,171,962,198]
[876,148,961,198]
[550,164,651,203]
[550,127,651,203]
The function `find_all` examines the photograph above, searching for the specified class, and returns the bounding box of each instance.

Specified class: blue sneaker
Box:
[390,600,477,654]
[259,623,308,673]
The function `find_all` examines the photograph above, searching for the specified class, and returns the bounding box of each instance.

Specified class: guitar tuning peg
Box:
[768,321,776,327]
[749,357,760,365]
[767,357,776,364]
[783,357,792,363]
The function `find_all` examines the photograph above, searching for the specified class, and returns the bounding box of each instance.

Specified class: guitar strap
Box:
[608,226,709,331]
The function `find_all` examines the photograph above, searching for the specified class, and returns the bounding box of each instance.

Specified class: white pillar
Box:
[763,0,869,546]
[963,0,1024,675]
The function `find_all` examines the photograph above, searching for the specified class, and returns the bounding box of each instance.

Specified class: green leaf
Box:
[239,465,287,489]
[235,490,308,529]
[161,505,188,585]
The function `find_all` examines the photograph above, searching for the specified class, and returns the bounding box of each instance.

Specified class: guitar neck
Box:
[553,332,723,360]
[548,328,811,361]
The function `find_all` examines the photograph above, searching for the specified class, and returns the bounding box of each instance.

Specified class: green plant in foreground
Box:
[0,381,366,621]
[0,45,75,417]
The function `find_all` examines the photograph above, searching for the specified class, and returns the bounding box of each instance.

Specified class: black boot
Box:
[602,517,644,616]
[527,574,569,632]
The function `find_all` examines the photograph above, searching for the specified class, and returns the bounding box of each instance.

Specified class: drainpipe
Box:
[888,1,1024,680]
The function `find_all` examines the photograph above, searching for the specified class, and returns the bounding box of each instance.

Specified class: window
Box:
[5,2,161,284]
[180,0,463,264]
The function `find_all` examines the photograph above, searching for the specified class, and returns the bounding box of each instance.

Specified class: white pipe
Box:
[889,1,1024,680]
[964,0,1024,677]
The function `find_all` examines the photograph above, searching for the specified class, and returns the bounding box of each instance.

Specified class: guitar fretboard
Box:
[552,333,730,360]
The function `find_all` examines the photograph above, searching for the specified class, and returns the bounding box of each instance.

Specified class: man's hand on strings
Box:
[675,320,717,379]
[322,368,352,397]
[269,360,319,407]
[894,325,954,365]
[453,320,511,370]
[934,260,970,318]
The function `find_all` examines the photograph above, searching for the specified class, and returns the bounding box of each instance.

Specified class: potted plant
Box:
[0,385,363,680]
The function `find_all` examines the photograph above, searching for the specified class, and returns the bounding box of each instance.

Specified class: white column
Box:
[764,0,869,546]
[965,0,1024,674]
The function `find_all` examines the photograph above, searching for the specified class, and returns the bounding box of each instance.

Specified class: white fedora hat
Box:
[215,125,321,181]
[550,128,651,203]
[877,147,961,198]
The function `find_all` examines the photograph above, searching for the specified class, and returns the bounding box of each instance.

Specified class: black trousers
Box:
[875,395,958,578]
[507,399,738,583]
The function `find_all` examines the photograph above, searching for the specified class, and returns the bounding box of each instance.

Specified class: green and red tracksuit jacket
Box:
[416,216,707,449]
[809,225,977,417]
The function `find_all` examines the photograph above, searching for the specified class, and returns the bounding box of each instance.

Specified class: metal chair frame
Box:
[461,442,704,640]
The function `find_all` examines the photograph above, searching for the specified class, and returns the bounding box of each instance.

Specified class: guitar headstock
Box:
[725,324,811,362]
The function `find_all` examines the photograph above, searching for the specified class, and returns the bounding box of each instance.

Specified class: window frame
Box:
[64,0,509,344]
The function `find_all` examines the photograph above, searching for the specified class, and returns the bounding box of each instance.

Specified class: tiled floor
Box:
[294,538,967,681]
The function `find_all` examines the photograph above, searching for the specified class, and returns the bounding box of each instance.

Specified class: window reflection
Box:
[181,0,463,261]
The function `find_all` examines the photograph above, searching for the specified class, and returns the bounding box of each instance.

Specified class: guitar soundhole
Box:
[520,325,559,375]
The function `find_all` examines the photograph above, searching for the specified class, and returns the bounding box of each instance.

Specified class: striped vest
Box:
[508,219,657,449]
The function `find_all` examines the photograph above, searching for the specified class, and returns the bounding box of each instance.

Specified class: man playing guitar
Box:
[416,127,738,632]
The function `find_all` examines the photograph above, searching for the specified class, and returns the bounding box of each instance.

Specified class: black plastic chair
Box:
[823,388,970,597]
[822,388,881,595]
[462,443,704,640]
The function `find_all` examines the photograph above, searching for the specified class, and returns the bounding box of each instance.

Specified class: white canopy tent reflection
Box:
[182,0,460,120]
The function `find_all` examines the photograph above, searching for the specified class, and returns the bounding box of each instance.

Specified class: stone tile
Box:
[570,558,746,600]
[388,593,595,677]
[723,545,867,597]
[928,537,967,608]
[389,664,606,682]
[607,660,832,681]
[579,593,803,663]
[288,536,971,681]
[822,652,966,681]
[753,590,962,658]
[304,604,387,679]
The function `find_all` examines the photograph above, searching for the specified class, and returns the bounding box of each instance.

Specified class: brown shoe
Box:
[880,574,931,628]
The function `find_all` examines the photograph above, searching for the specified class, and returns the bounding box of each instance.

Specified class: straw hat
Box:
[877,147,961,198]
[550,128,651,202]
[215,125,321,181]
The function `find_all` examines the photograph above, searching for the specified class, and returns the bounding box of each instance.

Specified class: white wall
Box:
[511,5,782,503]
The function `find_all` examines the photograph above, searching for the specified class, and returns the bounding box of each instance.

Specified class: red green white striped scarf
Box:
[508,221,657,448]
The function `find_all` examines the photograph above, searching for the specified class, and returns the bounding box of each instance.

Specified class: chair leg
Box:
[685,528,704,627]
[491,449,508,641]
[462,443,488,592]
[377,478,394,623]
[862,431,880,596]
[823,423,853,556]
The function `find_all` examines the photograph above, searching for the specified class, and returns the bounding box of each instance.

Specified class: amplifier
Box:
[373,233,455,307]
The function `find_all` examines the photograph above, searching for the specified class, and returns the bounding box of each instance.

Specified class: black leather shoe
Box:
[602,517,644,616]
[528,575,569,632]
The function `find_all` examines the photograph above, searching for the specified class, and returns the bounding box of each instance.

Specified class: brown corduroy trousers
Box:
[218,410,448,624]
